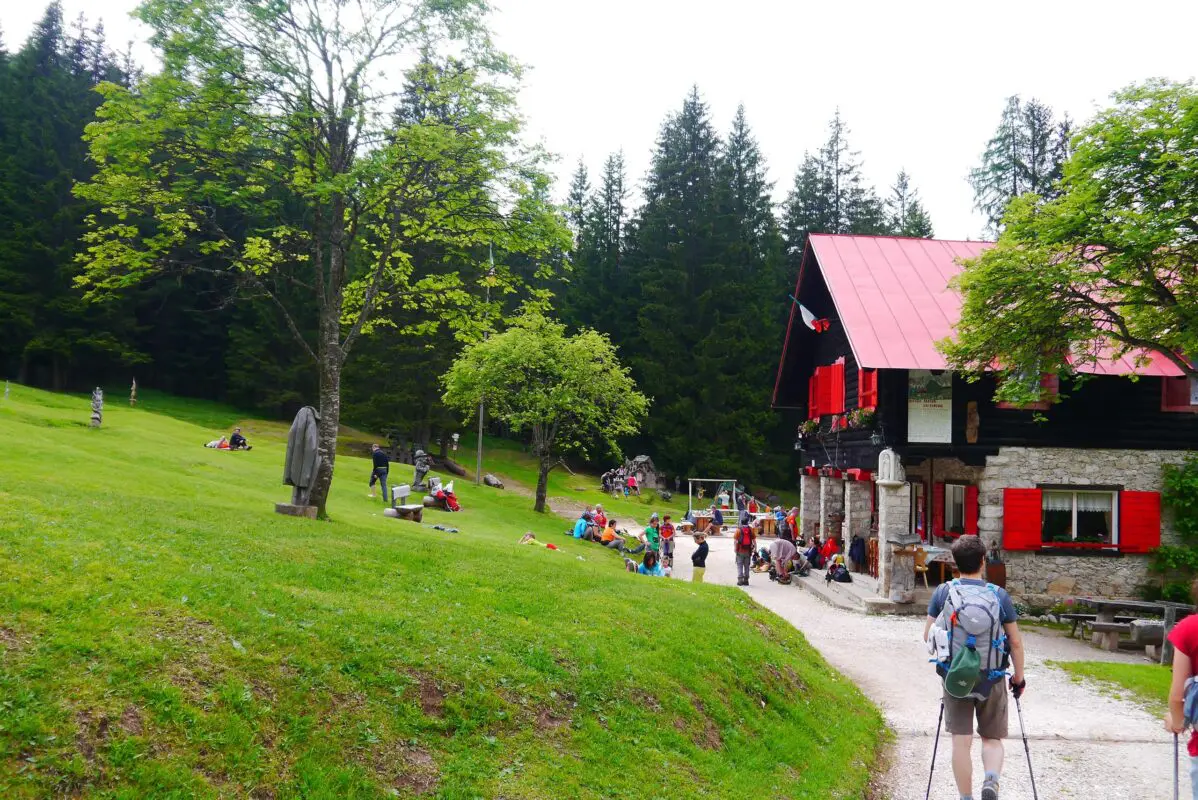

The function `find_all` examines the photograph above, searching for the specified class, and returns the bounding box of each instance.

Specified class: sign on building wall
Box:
[908,370,952,443]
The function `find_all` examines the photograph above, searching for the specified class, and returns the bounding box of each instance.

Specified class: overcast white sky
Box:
[5,0,1198,239]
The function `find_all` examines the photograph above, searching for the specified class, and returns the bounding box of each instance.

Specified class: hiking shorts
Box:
[943,684,1008,740]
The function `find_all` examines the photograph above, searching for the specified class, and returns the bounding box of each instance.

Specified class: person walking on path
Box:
[733,519,756,586]
[1165,577,1198,799]
[691,532,708,583]
[923,536,1025,800]
[368,444,390,502]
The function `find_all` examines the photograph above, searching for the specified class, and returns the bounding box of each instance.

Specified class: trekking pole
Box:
[1175,733,1180,800]
[1013,692,1039,800]
[925,700,944,800]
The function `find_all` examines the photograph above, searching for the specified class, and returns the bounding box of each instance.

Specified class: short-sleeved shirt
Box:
[927,578,1018,624]
[1167,616,1198,756]
[644,525,660,552]
[659,522,675,540]
[601,524,619,543]
[770,538,797,563]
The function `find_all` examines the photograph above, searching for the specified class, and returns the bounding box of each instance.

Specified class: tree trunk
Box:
[307,305,344,519]
[535,456,551,513]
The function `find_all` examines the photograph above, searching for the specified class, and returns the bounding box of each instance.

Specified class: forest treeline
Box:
[0,2,1071,486]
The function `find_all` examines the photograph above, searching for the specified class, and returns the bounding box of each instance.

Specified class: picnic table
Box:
[755,513,776,537]
[1071,597,1193,662]
[923,545,955,584]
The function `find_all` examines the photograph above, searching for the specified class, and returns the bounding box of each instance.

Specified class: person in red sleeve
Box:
[1165,578,1198,797]
[820,536,839,564]
[593,504,607,531]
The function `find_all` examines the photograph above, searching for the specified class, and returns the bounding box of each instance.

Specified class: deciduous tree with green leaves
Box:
[442,313,648,513]
[73,0,568,516]
[943,80,1198,406]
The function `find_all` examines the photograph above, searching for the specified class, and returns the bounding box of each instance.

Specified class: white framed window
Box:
[945,483,966,534]
[1041,489,1119,546]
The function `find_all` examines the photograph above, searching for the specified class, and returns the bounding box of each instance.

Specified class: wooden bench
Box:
[1084,621,1133,652]
[1060,613,1138,638]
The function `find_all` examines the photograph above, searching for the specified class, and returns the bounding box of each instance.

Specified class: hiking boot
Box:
[981,776,999,800]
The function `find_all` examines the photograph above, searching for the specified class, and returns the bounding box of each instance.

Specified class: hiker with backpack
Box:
[924,535,1025,800]
[734,519,756,586]
[1164,576,1198,799]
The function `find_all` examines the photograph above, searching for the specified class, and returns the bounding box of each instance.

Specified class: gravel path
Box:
[669,534,1184,800]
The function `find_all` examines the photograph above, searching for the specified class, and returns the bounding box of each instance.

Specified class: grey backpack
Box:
[933,581,1009,699]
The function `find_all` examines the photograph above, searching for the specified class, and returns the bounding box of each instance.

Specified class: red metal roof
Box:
[802,233,1183,377]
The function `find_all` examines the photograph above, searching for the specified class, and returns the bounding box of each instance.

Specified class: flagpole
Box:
[476,246,494,486]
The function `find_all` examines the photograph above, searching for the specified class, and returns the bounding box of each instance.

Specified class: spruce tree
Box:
[969,95,1073,232]
[621,86,721,475]
[565,158,589,237]
[887,170,935,238]
[0,2,138,387]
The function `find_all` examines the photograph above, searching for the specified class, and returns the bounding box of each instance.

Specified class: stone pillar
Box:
[819,475,845,545]
[877,481,914,601]
[843,480,872,570]
[799,474,820,541]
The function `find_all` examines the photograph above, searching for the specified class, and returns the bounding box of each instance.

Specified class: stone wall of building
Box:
[977,447,1189,606]
[819,476,845,543]
[799,474,819,541]
[843,480,871,570]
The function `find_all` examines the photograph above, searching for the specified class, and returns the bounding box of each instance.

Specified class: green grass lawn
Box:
[1048,660,1172,713]
[0,385,883,798]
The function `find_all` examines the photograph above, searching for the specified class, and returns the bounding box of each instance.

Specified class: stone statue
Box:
[279,406,321,514]
[413,449,433,489]
[877,448,904,487]
[130,378,138,407]
[90,387,104,427]
[966,401,980,444]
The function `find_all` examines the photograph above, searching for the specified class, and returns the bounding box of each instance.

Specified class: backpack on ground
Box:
[930,580,1009,700]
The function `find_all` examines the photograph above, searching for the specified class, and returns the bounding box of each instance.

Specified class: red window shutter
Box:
[1119,491,1162,553]
[1002,488,1043,551]
[1163,377,1193,411]
[828,362,846,414]
[932,482,945,538]
[1040,374,1059,400]
[965,485,980,535]
[858,369,878,410]
[808,373,819,420]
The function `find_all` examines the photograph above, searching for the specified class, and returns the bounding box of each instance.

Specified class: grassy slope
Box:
[1048,660,1172,714]
[0,386,882,799]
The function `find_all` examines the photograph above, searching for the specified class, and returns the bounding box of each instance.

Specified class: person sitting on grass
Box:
[593,504,607,531]
[205,436,230,449]
[636,550,665,577]
[600,518,625,551]
[572,510,595,540]
[229,427,251,450]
